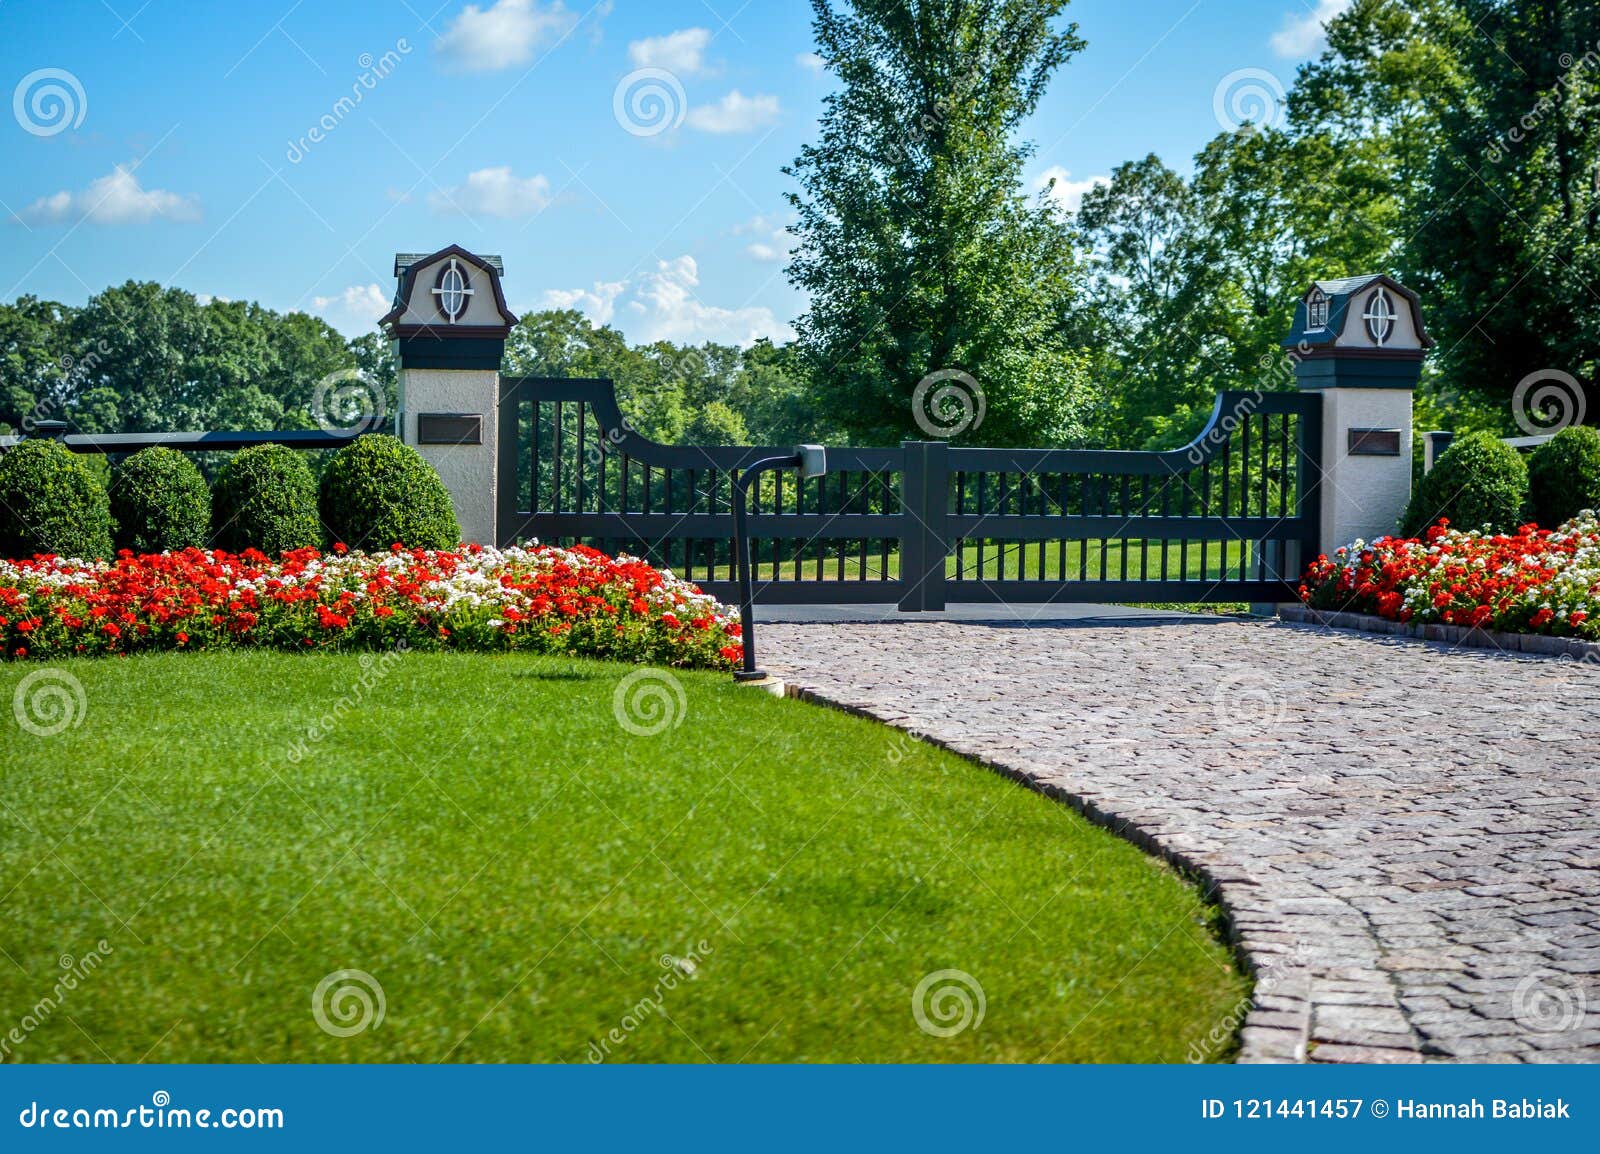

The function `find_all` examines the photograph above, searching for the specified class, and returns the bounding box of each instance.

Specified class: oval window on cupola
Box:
[431,258,475,323]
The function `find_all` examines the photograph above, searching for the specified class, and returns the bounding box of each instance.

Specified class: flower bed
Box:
[0,543,743,668]
[1299,514,1600,640]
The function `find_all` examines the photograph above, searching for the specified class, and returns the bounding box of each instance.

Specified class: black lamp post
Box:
[731,445,826,682]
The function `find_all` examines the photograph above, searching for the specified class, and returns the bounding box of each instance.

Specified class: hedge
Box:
[0,439,114,560]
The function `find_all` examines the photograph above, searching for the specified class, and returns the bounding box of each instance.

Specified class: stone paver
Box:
[763,617,1600,1063]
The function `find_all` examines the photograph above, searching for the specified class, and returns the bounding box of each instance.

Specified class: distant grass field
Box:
[744,538,1259,584]
[0,652,1247,1064]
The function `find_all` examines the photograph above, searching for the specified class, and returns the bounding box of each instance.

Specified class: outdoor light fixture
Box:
[731,444,827,683]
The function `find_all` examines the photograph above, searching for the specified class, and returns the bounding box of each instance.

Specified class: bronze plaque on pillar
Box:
[1347,428,1402,457]
[417,413,483,446]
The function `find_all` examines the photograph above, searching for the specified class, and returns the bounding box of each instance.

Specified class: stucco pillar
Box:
[398,369,499,547]
[381,246,518,548]
[1286,276,1432,557]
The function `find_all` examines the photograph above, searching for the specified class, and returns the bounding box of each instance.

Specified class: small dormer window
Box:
[1362,287,1396,346]
[431,257,475,324]
[1307,288,1329,331]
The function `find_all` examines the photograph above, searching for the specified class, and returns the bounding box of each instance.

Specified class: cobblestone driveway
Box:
[763,617,1600,1064]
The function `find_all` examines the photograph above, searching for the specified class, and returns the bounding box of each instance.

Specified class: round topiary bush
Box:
[0,439,113,560]
[211,443,322,555]
[1528,425,1600,528]
[1400,431,1529,538]
[111,446,212,554]
[319,434,460,551]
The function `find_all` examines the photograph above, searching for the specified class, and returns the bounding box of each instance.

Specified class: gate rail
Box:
[498,377,1322,608]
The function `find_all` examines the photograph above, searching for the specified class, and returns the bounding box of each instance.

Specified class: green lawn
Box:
[0,652,1246,1063]
[746,537,1259,586]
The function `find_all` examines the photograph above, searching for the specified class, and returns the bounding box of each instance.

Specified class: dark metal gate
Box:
[497,377,1322,608]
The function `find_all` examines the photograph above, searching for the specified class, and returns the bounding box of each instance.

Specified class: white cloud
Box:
[541,280,626,324]
[435,0,578,72]
[429,166,552,217]
[1034,166,1108,215]
[541,255,792,346]
[735,214,795,263]
[18,164,199,225]
[796,51,825,73]
[686,90,780,134]
[1270,0,1353,58]
[310,283,390,336]
[628,28,711,75]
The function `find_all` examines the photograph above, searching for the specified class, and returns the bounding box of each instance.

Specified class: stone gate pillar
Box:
[380,246,517,547]
[1285,276,1431,557]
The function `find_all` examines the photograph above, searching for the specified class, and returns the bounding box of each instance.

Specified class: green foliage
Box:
[111,447,212,553]
[0,439,113,560]
[211,444,322,555]
[319,435,460,550]
[1529,425,1600,527]
[1407,0,1600,404]
[503,310,834,447]
[1401,431,1529,537]
[785,0,1095,447]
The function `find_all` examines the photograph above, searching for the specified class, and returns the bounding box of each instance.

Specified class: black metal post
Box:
[732,453,802,682]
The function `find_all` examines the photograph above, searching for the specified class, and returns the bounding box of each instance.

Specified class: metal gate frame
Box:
[498,377,1322,608]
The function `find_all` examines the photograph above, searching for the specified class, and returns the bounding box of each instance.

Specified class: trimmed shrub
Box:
[1400,431,1528,538]
[319,434,460,551]
[212,444,322,555]
[111,447,212,553]
[1528,425,1600,528]
[0,439,113,560]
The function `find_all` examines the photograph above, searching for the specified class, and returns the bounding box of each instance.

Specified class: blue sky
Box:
[0,0,1348,346]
